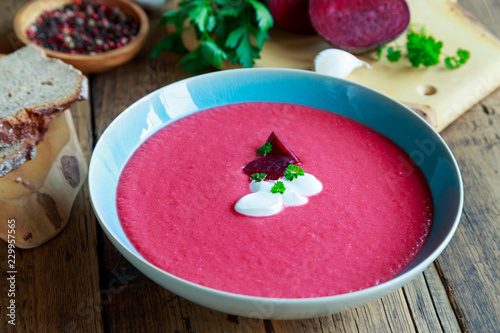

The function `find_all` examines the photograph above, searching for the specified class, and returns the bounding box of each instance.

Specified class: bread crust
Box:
[0,75,88,147]
[0,136,37,177]
[0,111,37,147]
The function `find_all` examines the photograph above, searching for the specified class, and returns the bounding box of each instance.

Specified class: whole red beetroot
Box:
[268,0,316,34]
[309,0,410,54]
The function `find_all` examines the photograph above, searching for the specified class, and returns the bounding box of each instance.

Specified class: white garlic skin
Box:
[314,49,371,78]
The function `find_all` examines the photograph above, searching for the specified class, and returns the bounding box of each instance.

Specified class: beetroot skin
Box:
[309,0,410,54]
[268,0,316,34]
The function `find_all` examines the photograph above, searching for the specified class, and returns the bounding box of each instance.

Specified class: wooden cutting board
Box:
[0,110,87,248]
[181,0,500,132]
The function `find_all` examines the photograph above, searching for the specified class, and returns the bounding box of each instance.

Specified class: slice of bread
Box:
[0,45,88,147]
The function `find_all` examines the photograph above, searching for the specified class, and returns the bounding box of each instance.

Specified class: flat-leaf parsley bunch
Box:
[152,0,273,72]
[377,26,470,69]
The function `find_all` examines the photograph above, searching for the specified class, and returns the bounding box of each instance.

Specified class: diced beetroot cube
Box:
[266,132,301,165]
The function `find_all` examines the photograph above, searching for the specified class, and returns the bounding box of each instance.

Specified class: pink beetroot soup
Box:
[117,102,433,298]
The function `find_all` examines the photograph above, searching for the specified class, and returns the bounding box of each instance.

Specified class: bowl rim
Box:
[89,67,464,305]
[13,0,149,60]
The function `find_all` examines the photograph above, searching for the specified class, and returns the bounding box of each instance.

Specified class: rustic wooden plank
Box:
[271,316,333,332]
[436,93,500,332]
[175,297,268,333]
[378,286,417,332]
[98,264,186,332]
[403,271,445,332]
[349,300,393,333]
[330,310,362,333]
[423,264,462,332]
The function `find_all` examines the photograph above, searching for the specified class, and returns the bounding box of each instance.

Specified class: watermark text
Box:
[6,219,17,326]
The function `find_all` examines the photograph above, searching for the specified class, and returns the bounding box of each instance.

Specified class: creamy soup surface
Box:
[117,102,433,298]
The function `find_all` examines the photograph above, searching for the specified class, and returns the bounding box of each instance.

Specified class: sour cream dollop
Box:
[234,173,322,217]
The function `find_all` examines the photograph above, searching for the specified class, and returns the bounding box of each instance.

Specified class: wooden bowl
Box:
[14,0,149,73]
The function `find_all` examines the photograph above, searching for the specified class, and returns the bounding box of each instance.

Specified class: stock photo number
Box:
[6,218,17,326]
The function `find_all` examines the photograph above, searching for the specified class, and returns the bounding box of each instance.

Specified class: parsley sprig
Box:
[152,0,273,72]
[284,164,305,181]
[377,26,470,69]
[250,173,267,181]
[444,49,470,69]
[271,181,286,194]
[256,142,272,155]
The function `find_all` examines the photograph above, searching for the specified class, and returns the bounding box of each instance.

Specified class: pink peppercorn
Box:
[26,0,139,55]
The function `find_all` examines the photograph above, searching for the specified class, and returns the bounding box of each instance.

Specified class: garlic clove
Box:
[314,49,371,79]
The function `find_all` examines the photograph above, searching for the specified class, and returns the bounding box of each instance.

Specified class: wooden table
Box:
[1,1,499,332]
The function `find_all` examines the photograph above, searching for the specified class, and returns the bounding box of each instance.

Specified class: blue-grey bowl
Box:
[89,68,463,319]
